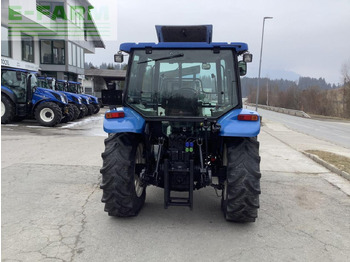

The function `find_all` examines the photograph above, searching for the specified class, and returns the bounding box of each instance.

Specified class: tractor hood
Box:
[34,87,68,104]
[83,94,99,104]
[62,91,82,104]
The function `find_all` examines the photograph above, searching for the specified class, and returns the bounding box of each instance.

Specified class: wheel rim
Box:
[1,101,5,117]
[134,143,145,197]
[40,108,55,123]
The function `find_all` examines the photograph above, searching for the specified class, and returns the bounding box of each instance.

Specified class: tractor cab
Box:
[1,68,34,104]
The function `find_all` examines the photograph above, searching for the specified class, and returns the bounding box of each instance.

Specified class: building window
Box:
[40,40,65,64]
[1,26,11,57]
[22,34,34,62]
[68,42,72,65]
[77,46,81,68]
[80,48,84,68]
[72,44,77,66]
[37,1,64,20]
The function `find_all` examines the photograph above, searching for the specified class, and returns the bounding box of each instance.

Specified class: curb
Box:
[303,152,350,181]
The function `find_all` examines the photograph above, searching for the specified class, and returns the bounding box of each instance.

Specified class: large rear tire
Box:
[34,102,62,127]
[100,133,146,217]
[1,95,15,124]
[222,137,261,222]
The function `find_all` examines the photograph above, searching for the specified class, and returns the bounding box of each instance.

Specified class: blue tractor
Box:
[67,81,100,114]
[66,81,94,116]
[100,25,261,222]
[38,77,83,122]
[1,68,69,127]
[56,80,87,119]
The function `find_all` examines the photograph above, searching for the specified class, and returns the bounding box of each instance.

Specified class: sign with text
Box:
[7,0,117,41]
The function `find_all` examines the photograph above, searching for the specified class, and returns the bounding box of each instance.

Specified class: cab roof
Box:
[120,42,248,54]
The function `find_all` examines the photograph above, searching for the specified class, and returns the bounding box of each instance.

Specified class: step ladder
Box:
[164,159,194,210]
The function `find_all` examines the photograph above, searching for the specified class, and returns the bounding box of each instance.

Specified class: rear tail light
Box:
[105,112,125,119]
[238,114,259,121]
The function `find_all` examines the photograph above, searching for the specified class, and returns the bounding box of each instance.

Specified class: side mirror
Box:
[238,61,247,76]
[243,53,253,63]
[114,53,124,63]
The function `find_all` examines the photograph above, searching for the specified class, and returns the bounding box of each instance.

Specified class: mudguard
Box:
[1,86,17,103]
[103,107,145,134]
[217,108,260,137]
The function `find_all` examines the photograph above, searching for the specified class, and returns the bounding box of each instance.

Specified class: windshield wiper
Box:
[138,53,184,64]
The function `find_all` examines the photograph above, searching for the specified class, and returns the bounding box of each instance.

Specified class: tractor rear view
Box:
[100,25,261,222]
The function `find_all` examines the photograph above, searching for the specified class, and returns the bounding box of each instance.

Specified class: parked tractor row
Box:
[1,67,100,127]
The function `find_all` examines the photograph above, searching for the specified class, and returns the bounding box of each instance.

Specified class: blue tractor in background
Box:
[100,25,261,222]
[66,81,94,116]
[56,80,86,119]
[67,81,100,114]
[1,67,69,127]
[38,77,82,122]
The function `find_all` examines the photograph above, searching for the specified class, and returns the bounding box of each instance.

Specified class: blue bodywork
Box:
[103,107,145,133]
[217,109,260,137]
[104,107,260,136]
[55,80,83,106]
[84,94,99,105]
[1,85,16,102]
[32,87,68,106]
[120,42,248,54]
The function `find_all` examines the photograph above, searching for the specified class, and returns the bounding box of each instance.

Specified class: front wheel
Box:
[87,104,94,115]
[100,133,146,217]
[71,104,80,120]
[222,137,261,222]
[34,102,62,127]
[93,104,100,114]
[61,104,75,123]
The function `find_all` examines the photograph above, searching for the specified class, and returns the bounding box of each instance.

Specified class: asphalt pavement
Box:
[248,106,350,149]
[1,109,350,261]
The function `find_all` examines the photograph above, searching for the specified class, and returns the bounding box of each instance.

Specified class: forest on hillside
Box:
[243,76,350,118]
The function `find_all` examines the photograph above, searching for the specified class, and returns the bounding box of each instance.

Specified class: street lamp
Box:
[255,16,273,111]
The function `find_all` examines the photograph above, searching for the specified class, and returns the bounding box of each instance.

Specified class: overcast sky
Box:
[86,0,350,84]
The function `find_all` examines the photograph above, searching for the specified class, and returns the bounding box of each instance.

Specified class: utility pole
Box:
[255,16,273,111]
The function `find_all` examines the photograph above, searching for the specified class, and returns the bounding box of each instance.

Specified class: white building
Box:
[1,0,104,81]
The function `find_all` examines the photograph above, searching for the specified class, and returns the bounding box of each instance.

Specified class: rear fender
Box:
[1,86,17,104]
[217,108,260,137]
[103,107,145,134]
